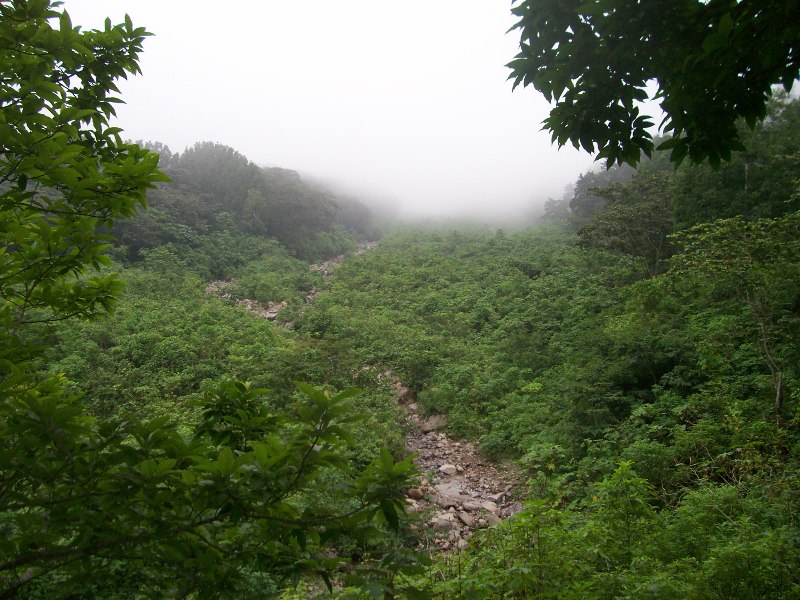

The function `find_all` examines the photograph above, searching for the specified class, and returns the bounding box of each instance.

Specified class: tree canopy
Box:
[508,0,800,167]
[115,141,369,263]
[0,0,164,363]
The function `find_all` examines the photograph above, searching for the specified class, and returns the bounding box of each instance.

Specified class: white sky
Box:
[64,1,597,218]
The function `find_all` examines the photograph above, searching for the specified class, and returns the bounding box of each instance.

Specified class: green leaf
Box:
[59,10,72,31]
[380,499,399,530]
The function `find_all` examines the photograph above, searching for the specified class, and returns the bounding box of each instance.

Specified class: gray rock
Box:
[407,487,424,500]
[435,482,462,497]
[396,386,416,403]
[434,495,459,508]
[457,512,475,527]
[484,513,502,526]
[420,414,447,433]
[439,464,458,476]
[433,517,452,529]
[433,512,457,529]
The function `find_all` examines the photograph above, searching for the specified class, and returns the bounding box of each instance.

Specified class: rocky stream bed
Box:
[207,243,522,551]
[387,376,522,551]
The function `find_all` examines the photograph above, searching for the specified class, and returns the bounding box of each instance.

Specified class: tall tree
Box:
[670,211,800,426]
[577,172,675,276]
[671,97,800,225]
[0,0,164,364]
[569,162,635,225]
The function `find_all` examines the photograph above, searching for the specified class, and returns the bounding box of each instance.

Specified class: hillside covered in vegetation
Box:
[2,1,799,598]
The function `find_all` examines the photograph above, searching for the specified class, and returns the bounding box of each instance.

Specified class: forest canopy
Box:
[508,0,800,167]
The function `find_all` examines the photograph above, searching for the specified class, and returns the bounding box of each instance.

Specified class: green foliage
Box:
[419,463,655,598]
[0,0,166,368]
[568,162,636,225]
[0,377,417,597]
[577,171,675,276]
[300,228,641,453]
[590,462,656,572]
[114,142,367,264]
[302,209,799,596]
[508,0,800,167]
[5,1,800,595]
[336,196,379,239]
[235,251,321,305]
[0,3,416,596]
[422,500,585,598]
[669,211,800,428]
[419,466,799,599]
[671,97,800,225]
[169,142,264,211]
[43,267,304,420]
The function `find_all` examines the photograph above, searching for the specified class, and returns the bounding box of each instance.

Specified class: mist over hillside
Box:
[4,1,800,597]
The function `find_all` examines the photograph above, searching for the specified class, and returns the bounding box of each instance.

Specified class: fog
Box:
[64,1,596,219]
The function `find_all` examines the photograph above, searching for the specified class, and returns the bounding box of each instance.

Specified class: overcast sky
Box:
[64,1,597,218]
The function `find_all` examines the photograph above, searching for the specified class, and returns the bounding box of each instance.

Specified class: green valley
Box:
[2,1,799,598]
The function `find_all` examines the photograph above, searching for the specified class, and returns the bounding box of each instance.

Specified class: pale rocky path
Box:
[205,241,379,324]
[208,243,523,550]
[386,376,522,551]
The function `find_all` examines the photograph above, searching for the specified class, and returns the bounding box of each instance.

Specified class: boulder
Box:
[434,495,459,508]
[438,464,458,476]
[484,513,502,526]
[433,517,452,530]
[457,512,475,527]
[406,487,424,500]
[395,385,416,404]
[435,482,461,497]
[420,414,447,433]
[433,512,457,529]
[434,482,467,508]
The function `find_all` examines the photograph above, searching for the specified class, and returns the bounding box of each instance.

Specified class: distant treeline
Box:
[544,94,800,231]
[113,141,377,265]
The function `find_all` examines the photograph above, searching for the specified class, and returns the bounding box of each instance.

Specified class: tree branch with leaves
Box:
[508,0,800,167]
